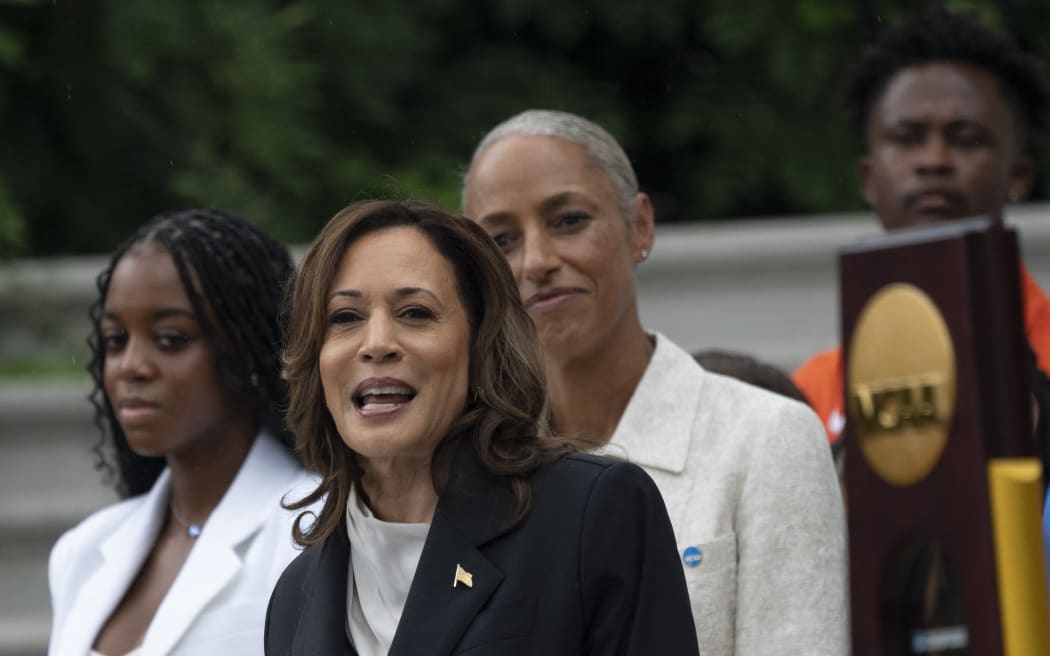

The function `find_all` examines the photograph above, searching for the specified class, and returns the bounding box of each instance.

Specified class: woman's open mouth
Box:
[352,379,417,417]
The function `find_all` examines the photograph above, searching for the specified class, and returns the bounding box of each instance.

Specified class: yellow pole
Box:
[988,458,1050,655]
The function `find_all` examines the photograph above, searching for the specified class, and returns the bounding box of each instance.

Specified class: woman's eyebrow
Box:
[100,308,195,320]
[328,288,440,303]
[537,191,581,214]
[394,287,440,303]
[152,308,196,320]
[328,289,361,302]
[478,211,514,228]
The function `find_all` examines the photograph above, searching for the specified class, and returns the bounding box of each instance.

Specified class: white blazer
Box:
[605,334,849,656]
[48,432,320,656]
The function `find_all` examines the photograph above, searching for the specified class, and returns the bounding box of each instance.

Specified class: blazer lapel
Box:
[389,445,514,656]
[387,511,504,656]
[142,541,240,654]
[56,472,170,656]
[605,333,703,530]
[142,432,300,654]
[290,529,354,655]
[606,333,699,475]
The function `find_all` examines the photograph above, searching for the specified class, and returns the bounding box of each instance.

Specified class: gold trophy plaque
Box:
[841,217,1049,655]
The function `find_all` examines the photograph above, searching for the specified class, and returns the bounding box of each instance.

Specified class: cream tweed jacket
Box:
[605,334,848,655]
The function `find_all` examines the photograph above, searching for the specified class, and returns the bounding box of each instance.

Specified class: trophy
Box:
[842,217,1050,654]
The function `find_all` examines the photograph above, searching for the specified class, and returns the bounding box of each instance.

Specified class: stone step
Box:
[0,381,116,537]
[0,536,55,656]
[0,381,115,655]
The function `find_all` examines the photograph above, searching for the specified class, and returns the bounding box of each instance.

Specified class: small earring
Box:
[639,249,649,260]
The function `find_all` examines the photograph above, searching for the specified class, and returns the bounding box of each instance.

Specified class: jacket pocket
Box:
[452,601,536,654]
[680,533,737,649]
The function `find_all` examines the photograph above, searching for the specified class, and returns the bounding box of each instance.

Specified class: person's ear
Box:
[631,193,655,262]
[1009,156,1034,203]
[858,156,876,206]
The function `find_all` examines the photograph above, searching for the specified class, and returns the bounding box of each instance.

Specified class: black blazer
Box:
[265,449,699,655]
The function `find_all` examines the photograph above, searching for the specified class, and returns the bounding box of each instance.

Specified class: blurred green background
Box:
[2,0,1049,258]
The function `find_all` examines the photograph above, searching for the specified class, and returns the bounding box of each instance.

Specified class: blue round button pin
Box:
[682,546,702,567]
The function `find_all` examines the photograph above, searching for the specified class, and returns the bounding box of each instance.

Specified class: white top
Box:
[90,650,142,656]
[604,333,848,656]
[344,484,430,656]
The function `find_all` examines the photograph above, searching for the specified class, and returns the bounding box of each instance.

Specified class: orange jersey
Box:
[793,264,1050,442]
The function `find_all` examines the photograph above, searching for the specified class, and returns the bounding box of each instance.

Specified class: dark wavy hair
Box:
[844,7,1050,142]
[87,208,296,498]
[283,200,576,545]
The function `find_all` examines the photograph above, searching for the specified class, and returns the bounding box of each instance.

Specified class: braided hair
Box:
[87,208,296,498]
[844,7,1050,142]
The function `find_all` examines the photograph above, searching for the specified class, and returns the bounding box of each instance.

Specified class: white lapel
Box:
[55,472,170,656]
[606,333,702,473]
[604,334,706,539]
[141,431,299,655]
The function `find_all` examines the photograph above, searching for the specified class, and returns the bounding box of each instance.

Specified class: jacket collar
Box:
[63,431,298,655]
[293,442,514,656]
[606,333,703,474]
[141,431,300,653]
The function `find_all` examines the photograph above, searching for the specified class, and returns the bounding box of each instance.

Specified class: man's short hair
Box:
[693,349,808,405]
[843,7,1050,142]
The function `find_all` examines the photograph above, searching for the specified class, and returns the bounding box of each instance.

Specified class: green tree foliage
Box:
[1,0,1048,255]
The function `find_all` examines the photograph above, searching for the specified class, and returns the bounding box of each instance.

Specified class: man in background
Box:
[793,7,1050,449]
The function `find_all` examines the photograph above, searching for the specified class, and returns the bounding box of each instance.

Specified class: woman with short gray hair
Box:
[463,109,848,656]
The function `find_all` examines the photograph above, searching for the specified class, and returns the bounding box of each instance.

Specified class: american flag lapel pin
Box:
[453,563,474,589]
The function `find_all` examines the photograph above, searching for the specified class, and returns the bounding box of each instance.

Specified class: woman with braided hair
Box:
[47,209,319,656]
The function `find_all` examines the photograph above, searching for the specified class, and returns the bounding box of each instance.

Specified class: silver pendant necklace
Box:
[170,502,206,538]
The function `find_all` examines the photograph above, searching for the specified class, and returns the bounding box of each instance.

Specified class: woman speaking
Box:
[266,200,698,655]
